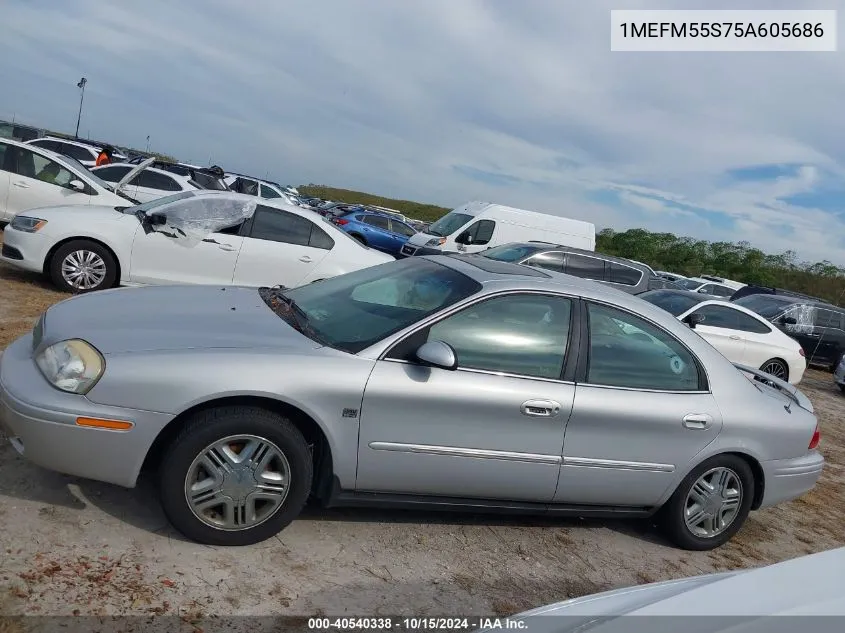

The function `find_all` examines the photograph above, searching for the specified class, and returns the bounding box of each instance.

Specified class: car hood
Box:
[493,547,845,633]
[36,285,321,355]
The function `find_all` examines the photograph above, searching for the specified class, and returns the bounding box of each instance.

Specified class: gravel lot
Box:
[1,229,843,618]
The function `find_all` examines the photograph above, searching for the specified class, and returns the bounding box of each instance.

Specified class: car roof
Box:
[503,242,651,272]
[93,163,191,181]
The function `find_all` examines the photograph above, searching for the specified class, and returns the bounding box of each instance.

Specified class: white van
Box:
[399,201,595,257]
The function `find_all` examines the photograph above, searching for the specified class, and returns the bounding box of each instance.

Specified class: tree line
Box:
[597,228,845,306]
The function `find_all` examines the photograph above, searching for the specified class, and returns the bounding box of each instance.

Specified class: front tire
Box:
[49,239,117,293]
[158,406,313,546]
[660,454,754,551]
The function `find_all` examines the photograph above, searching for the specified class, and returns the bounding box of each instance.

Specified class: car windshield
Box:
[639,290,703,316]
[481,244,544,262]
[678,278,705,290]
[278,258,482,353]
[733,294,796,318]
[59,156,112,190]
[426,212,473,237]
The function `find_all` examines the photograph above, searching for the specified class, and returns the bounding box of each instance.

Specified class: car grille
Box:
[401,245,417,256]
[1,243,23,260]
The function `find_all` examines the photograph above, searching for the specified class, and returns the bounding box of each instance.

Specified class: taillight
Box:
[808,424,820,450]
[799,348,806,357]
[334,218,349,225]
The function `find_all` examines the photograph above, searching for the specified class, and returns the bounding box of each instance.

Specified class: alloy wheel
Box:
[61,250,107,290]
[761,360,787,380]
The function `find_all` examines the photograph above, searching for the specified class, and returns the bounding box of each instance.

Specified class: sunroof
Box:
[447,254,551,278]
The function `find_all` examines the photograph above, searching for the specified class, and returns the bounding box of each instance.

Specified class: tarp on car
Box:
[147,194,257,247]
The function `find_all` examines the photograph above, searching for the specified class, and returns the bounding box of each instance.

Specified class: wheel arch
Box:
[662,450,765,511]
[141,394,336,501]
[759,356,790,381]
[43,235,124,287]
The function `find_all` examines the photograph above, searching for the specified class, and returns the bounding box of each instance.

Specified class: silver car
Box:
[0,255,823,548]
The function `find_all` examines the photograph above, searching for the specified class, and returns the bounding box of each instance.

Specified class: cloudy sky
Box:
[2,0,843,264]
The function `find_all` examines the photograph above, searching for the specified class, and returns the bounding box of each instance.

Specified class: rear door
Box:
[555,301,722,507]
[232,205,332,288]
[360,214,393,251]
[811,308,845,367]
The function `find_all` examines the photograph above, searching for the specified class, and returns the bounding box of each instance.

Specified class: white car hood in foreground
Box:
[489,547,845,633]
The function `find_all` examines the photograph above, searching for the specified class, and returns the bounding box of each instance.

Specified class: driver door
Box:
[357,292,576,502]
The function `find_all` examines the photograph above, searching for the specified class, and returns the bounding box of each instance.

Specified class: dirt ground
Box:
[0,228,843,619]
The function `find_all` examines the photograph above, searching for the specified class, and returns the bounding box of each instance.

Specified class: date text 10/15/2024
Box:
[307,617,528,631]
[610,9,837,52]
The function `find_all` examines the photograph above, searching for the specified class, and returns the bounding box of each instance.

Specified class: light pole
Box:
[145,135,151,153]
[75,77,87,138]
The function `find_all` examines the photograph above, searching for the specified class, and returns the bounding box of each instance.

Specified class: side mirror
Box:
[68,180,86,192]
[415,340,458,371]
[781,316,797,325]
[683,313,704,329]
[455,232,473,245]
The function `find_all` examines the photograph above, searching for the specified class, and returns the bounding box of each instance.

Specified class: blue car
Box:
[331,210,418,257]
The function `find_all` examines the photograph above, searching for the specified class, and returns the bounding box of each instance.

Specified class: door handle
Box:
[520,399,561,417]
[729,335,741,340]
[299,256,313,263]
[12,182,30,189]
[217,244,237,252]
[683,413,713,430]
[806,333,820,338]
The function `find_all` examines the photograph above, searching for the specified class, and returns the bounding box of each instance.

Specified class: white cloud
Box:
[1,0,844,263]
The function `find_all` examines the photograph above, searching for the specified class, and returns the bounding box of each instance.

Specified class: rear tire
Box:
[759,358,788,382]
[49,239,117,293]
[659,454,754,551]
[158,406,313,546]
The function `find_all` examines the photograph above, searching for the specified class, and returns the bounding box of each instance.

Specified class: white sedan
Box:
[91,163,198,203]
[0,138,151,223]
[641,289,806,384]
[0,190,393,293]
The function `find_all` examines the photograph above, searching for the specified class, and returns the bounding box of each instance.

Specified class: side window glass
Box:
[32,154,75,188]
[733,312,771,334]
[138,170,181,192]
[425,294,572,379]
[814,309,842,329]
[93,165,131,182]
[472,220,495,245]
[565,254,605,281]
[391,220,416,237]
[249,207,312,246]
[260,184,282,199]
[363,215,390,230]
[524,252,564,273]
[692,305,739,329]
[309,224,335,250]
[587,303,703,391]
[606,262,641,285]
[61,144,95,162]
[0,142,7,171]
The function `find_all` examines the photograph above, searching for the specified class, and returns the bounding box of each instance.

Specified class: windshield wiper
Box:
[258,286,330,346]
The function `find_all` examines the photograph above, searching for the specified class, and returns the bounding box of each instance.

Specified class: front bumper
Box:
[0,226,48,274]
[0,334,174,488]
[758,451,824,508]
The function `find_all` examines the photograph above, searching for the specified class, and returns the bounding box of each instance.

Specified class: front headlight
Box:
[425,237,447,247]
[9,216,48,233]
[35,339,105,394]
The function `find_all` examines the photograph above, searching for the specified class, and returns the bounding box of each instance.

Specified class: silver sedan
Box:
[0,255,823,548]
